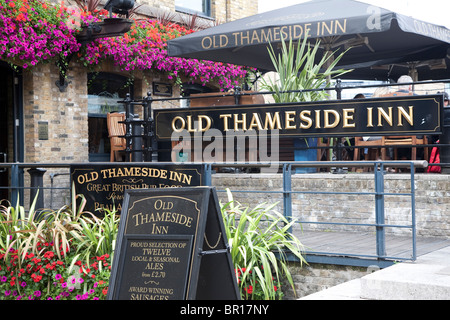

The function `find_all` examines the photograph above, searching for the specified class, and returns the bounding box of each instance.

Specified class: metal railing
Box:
[0,160,426,267]
[205,160,425,267]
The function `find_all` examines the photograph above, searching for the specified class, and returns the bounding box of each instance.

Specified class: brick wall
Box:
[23,62,89,163]
[212,173,450,239]
[283,262,369,299]
[212,172,450,299]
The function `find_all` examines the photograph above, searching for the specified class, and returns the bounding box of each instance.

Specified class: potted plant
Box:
[261,36,350,173]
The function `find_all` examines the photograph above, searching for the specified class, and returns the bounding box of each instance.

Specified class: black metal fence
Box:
[117,79,450,172]
[0,160,427,268]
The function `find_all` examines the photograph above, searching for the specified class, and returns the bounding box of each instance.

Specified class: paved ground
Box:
[300,245,450,300]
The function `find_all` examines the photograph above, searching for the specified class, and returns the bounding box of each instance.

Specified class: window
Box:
[88,73,133,162]
[175,0,211,17]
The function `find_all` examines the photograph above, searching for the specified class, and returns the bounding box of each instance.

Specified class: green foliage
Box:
[221,189,305,300]
[0,187,118,300]
[261,36,351,103]
[1,187,304,300]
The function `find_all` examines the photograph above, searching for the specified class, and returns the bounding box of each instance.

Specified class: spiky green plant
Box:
[0,185,119,268]
[261,36,351,103]
[221,189,305,300]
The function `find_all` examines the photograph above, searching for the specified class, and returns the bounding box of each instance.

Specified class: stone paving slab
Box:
[299,246,450,300]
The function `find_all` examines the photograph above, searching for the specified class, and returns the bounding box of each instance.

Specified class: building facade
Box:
[0,0,258,204]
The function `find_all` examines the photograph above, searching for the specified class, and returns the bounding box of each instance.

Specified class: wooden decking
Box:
[294,230,450,262]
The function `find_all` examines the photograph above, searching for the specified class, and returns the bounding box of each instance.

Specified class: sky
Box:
[258,0,450,29]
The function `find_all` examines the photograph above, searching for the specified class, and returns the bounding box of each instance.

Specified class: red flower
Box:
[43,251,54,259]
[245,286,253,294]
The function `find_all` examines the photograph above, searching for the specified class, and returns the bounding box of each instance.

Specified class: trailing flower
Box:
[80,18,251,90]
[0,189,116,300]
[235,267,282,300]
[0,0,80,68]
[0,0,251,90]
[0,240,111,300]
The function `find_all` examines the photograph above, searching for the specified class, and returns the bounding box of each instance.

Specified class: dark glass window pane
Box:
[87,73,132,161]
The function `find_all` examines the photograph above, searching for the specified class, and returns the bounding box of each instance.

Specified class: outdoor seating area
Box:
[106,88,440,174]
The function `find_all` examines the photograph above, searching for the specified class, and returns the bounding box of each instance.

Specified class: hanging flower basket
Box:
[76,18,132,43]
[0,0,252,91]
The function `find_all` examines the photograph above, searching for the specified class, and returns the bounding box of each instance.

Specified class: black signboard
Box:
[154,94,443,139]
[70,164,204,214]
[116,235,193,300]
[107,187,240,300]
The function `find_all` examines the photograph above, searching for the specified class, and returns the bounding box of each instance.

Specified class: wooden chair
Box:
[107,112,126,162]
[353,137,382,172]
[317,138,330,161]
[381,135,428,161]
[380,135,428,172]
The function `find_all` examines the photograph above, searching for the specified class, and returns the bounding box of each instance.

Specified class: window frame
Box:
[175,0,211,18]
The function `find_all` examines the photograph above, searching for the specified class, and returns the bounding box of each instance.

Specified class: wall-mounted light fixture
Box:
[105,0,135,18]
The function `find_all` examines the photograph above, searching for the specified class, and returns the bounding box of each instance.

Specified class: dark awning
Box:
[168,0,450,81]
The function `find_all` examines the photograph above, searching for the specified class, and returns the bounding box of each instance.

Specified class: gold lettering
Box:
[201,36,212,49]
[315,110,321,128]
[249,113,264,130]
[251,30,260,44]
[285,111,296,129]
[273,27,281,41]
[304,23,312,36]
[342,108,355,128]
[234,113,247,131]
[219,34,228,47]
[220,114,232,131]
[367,107,374,127]
[299,110,312,129]
[260,28,272,42]
[264,112,282,130]
[335,19,347,33]
[232,32,239,44]
[378,107,393,126]
[240,31,250,45]
[324,109,340,128]
[322,21,333,36]
[293,25,303,38]
[397,106,414,126]
[187,115,196,132]
[280,26,289,41]
[198,115,212,132]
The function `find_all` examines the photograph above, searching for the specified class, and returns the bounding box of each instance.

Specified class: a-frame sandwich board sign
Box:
[107,187,240,300]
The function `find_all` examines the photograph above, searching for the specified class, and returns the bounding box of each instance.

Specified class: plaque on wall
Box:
[38,121,48,140]
[70,164,204,215]
[107,187,240,300]
[152,82,173,96]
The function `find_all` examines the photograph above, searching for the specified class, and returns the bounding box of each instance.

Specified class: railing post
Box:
[124,93,133,162]
[410,162,417,261]
[204,164,212,186]
[143,91,158,162]
[334,78,342,100]
[10,164,20,209]
[283,163,292,232]
[233,86,241,105]
[374,163,386,259]
[440,106,450,173]
[28,168,46,216]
